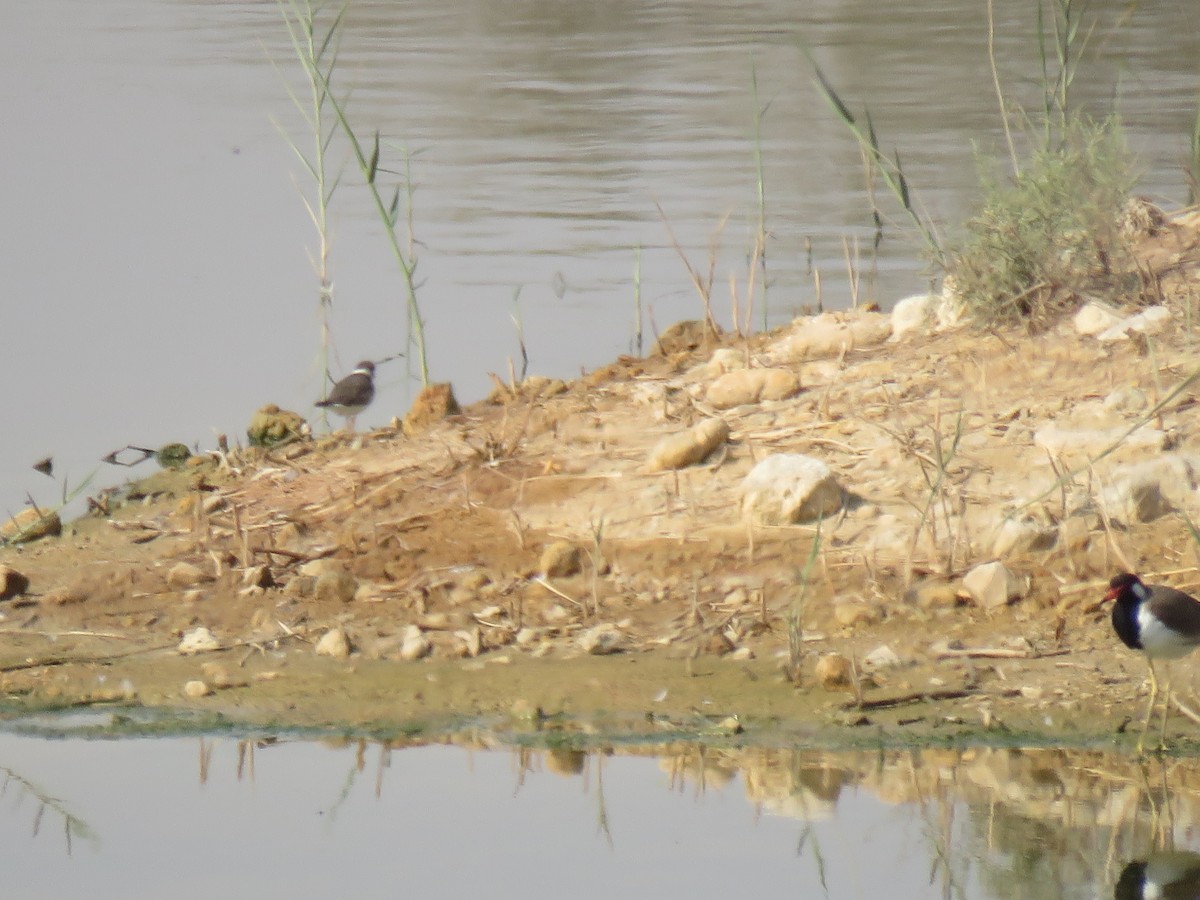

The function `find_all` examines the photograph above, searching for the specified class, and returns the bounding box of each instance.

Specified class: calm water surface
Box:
[1,0,1197,515]
[1,726,1196,899]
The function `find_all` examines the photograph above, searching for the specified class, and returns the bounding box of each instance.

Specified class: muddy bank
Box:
[4,208,1200,747]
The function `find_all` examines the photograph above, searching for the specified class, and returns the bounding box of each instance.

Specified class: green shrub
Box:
[949,119,1138,329]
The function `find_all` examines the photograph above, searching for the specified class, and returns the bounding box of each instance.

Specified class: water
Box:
[1,2,1197,509]
[0,725,1194,899]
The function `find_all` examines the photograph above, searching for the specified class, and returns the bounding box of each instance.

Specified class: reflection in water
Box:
[0,763,95,856]
[5,729,1200,898]
[1116,852,1200,900]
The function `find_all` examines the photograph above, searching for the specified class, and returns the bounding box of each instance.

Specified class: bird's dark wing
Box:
[1147,585,1200,641]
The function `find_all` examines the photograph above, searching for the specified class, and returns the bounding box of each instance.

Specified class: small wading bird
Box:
[1107,572,1200,754]
[1115,851,1200,900]
[315,360,376,433]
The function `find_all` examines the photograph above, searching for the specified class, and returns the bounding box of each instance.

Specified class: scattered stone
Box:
[403,383,460,435]
[400,625,432,661]
[740,454,844,525]
[646,418,730,471]
[457,568,491,591]
[705,368,801,409]
[577,623,626,655]
[455,627,483,658]
[200,662,239,689]
[1103,386,1148,413]
[183,680,212,699]
[41,585,86,607]
[315,570,358,603]
[1073,301,1123,336]
[1097,305,1171,342]
[863,644,902,670]
[962,562,1028,609]
[540,541,582,578]
[833,598,879,628]
[1,507,62,544]
[704,631,735,656]
[1033,423,1166,464]
[178,627,220,655]
[990,515,1058,558]
[651,319,721,356]
[242,565,274,589]
[694,347,746,377]
[1101,455,1200,526]
[889,293,940,341]
[315,627,352,659]
[167,562,210,589]
[729,646,755,661]
[768,311,891,361]
[0,565,29,601]
[1058,515,1093,552]
[247,404,308,448]
[815,653,855,691]
[298,558,341,578]
[905,580,962,609]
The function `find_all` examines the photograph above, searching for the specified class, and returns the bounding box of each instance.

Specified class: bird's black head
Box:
[354,361,376,375]
[1106,573,1141,602]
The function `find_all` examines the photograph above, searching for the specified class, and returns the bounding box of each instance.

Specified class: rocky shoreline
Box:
[2,207,1200,747]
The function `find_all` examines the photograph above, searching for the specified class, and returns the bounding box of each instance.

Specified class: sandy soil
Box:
[5,205,1200,749]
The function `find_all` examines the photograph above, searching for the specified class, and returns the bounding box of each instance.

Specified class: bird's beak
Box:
[1103,586,1119,602]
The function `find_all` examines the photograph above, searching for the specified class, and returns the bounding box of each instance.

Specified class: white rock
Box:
[962,562,1027,609]
[177,626,220,655]
[183,680,212,698]
[693,347,746,377]
[400,624,432,661]
[1073,301,1123,336]
[1100,455,1200,526]
[577,623,626,655]
[863,644,902,670]
[740,454,845,525]
[1097,305,1171,342]
[315,627,351,658]
[889,293,939,341]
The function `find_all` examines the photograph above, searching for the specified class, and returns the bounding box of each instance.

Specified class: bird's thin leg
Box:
[1158,666,1174,753]
[1138,658,1159,755]
[347,415,357,433]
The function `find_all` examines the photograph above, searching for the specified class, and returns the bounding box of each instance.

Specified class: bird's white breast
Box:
[1138,604,1200,659]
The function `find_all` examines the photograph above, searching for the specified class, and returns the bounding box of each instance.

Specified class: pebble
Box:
[577,623,626,655]
[400,625,432,661]
[167,562,210,589]
[314,570,358,604]
[815,653,855,691]
[0,565,29,601]
[0,508,61,543]
[315,627,352,658]
[183,680,212,698]
[539,541,582,578]
[646,417,730,471]
[178,627,220,655]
